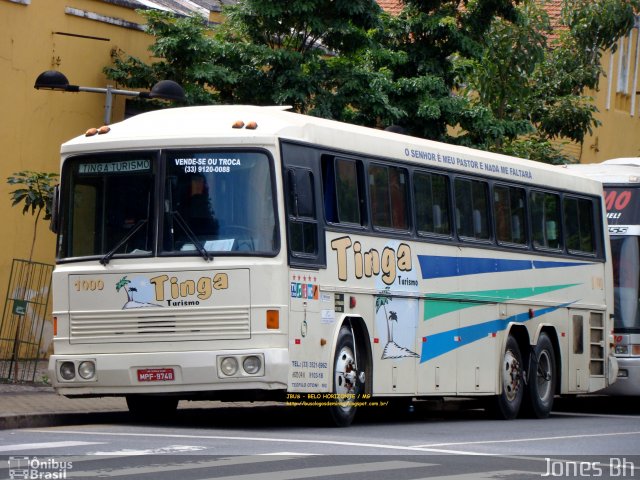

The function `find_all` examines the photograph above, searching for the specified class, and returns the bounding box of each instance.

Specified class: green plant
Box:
[6,171,58,262]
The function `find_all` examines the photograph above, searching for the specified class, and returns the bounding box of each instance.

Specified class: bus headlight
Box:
[78,361,96,380]
[60,362,75,381]
[615,345,629,355]
[220,357,239,376]
[243,355,261,375]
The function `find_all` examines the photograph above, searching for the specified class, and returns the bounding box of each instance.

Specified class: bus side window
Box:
[414,170,451,237]
[323,157,365,226]
[454,177,490,241]
[287,168,317,256]
[531,190,562,250]
[564,196,595,254]
[369,164,410,231]
[494,185,526,246]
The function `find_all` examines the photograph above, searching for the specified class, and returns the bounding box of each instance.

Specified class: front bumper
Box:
[49,348,288,397]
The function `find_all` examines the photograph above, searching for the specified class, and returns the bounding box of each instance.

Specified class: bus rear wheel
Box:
[328,326,363,427]
[523,332,556,418]
[490,335,524,420]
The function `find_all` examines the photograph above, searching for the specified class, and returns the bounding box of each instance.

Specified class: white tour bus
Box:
[49,105,618,426]
[566,158,640,395]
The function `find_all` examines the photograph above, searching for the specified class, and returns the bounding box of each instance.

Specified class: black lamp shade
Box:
[34,70,71,90]
[148,80,186,101]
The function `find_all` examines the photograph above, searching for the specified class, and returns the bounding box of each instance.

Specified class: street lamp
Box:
[34,70,185,125]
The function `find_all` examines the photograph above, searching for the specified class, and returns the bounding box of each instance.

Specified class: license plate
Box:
[137,368,175,382]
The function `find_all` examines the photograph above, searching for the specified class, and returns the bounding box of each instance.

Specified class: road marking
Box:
[25,429,490,455]
[68,455,389,477]
[259,452,318,456]
[199,460,433,480]
[0,441,104,452]
[411,430,640,448]
[411,470,538,480]
[87,444,206,455]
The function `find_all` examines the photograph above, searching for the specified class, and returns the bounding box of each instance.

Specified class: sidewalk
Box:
[0,380,130,430]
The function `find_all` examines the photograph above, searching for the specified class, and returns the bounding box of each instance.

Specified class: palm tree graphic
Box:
[375,293,418,359]
[116,275,161,309]
[116,276,133,302]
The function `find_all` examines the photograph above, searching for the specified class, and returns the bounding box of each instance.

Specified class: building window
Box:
[617,34,633,94]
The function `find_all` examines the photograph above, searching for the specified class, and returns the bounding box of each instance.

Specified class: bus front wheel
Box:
[328,326,363,427]
[491,335,524,420]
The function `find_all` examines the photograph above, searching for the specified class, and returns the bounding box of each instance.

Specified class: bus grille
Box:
[69,307,250,343]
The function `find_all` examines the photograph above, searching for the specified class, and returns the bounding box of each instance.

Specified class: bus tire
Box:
[491,335,524,420]
[328,326,362,427]
[523,332,556,418]
[126,395,179,420]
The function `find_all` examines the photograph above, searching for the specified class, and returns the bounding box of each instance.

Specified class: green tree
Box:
[366,0,521,140]
[105,10,223,106]
[459,0,640,163]
[6,171,58,263]
[104,1,639,163]
[105,1,388,114]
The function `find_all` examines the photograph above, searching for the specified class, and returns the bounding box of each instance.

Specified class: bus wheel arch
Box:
[327,317,372,427]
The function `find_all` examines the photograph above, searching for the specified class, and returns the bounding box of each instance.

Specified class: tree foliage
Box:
[104,0,640,163]
[6,171,59,262]
[461,0,640,163]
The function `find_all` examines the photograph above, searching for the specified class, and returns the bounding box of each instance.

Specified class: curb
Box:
[0,411,130,430]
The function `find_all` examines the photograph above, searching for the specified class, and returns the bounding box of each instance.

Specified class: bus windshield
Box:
[58,150,277,260]
[611,235,640,331]
[163,151,277,255]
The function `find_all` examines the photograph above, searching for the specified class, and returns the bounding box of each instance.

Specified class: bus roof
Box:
[564,158,640,185]
[61,105,602,194]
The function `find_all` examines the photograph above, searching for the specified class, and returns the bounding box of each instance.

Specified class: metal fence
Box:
[0,259,53,383]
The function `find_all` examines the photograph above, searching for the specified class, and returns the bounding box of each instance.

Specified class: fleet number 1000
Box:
[74,279,104,291]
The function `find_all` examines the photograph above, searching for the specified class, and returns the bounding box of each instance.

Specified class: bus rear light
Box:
[232,120,245,129]
[97,125,111,135]
[245,121,258,130]
[632,345,640,356]
[85,128,98,137]
[266,310,279,329]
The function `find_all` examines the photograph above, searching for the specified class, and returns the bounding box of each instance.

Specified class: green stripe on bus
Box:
[423,284,580,320]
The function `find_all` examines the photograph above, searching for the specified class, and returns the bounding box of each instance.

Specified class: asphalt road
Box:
[1,396,638,480]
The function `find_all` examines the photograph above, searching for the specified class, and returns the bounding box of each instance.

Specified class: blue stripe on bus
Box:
[417,255,590,280]
[419,303,569,363]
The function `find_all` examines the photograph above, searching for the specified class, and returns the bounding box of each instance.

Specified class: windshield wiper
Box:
[171,210,213,261]
[100,219,148,265]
